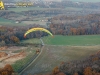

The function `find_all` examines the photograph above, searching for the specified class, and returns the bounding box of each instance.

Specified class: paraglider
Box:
[24,27,53,38]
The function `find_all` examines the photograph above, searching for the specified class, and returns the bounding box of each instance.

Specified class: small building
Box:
[15,20,21,23]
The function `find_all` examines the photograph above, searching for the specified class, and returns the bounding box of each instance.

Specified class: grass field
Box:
[0,16,48,26]
[43,35,100,45]
[5,7,90,12]
[7,7,98,13]
[0,18,13,22]
[7,7,62,12]
[22,35,100,46]
[22,20,47,26]
[65,7,83,11]
[0,17,27,26]
[3,7,41,12]
[21,38,41,44]
[7,7,43,12]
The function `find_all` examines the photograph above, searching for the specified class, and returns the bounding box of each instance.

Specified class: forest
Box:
[49,14,100,35]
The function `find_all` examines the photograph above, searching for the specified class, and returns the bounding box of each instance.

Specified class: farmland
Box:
[0,17,27,26]
[1,1,100,74]
[21,45,100,75]
[20,35,100,74]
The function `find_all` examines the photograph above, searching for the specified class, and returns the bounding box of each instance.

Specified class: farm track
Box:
[19,46,44,75]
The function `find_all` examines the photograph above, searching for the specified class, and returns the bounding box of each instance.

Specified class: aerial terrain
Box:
[0,0,100,75]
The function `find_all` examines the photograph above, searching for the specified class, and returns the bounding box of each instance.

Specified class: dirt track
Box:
[0,46,27,68]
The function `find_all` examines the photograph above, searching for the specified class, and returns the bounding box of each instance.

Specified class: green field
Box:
[0,17,27,26]
[22,35,100,46]
[21,38,41,44]
[0,7,42,12]
[5,7,88,12]
[43,35,100,45]
[7,7,97,13]
[7,7,62,12]
[65,7,83,11]
[22,21,46,26]
[0,18,13,22]
[7,7,44,12]
[0,16,48,26]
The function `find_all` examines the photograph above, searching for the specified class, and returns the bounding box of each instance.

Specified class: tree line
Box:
[0,25,49,45]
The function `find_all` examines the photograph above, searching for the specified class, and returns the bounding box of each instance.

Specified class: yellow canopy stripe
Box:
[24,27,53,38]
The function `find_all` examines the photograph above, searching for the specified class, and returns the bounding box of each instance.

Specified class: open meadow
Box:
[0,17,27,26]
[7,7,62,12]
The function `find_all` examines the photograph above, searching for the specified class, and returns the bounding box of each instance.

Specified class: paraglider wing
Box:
[24,28,53,38]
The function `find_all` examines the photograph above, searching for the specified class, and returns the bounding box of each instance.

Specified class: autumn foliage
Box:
[73,72,79,75]
[50,14,100,35]
[52,66,60,75]
[0,64,14,75]
[83,67,93,75]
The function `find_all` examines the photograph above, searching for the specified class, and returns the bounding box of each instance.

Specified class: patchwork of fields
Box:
[1,5,100,74]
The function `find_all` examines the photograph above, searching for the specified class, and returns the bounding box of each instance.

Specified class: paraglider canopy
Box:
[24,27,53,38]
